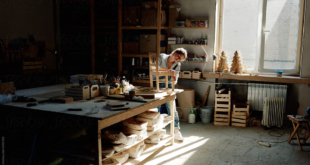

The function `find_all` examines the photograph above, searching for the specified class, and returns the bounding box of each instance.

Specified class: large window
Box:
[217,0,304,74]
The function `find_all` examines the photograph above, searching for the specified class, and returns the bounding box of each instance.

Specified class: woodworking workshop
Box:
[1,0,310,164]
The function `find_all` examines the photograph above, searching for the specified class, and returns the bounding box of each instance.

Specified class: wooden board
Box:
[106,102,125,107]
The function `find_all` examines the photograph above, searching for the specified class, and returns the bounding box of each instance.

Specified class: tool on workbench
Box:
[14,96,36,102]
[27,103,37,107]
[67,108,82,111]
[94,100,106,103]
[105,102,130,111]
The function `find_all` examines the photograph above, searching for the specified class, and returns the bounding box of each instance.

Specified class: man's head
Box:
[171,48,187,62]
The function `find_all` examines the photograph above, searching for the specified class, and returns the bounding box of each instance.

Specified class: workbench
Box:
[1,84,183,165]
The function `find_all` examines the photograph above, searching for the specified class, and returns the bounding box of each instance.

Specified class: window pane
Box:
[263,0,300,70]
[222,0,260,70]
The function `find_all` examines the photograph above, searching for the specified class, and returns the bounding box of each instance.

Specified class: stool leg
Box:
[295,129,303,151]
[304,122,310,143]
[288,122,298,143]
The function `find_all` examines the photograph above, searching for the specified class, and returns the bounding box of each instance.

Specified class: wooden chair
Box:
[149,53,174,92]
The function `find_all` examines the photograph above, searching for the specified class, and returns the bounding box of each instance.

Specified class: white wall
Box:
[173,0,217,106]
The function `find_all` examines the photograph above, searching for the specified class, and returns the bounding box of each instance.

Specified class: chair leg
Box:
[165,75,168,89]
[156,75,159,92]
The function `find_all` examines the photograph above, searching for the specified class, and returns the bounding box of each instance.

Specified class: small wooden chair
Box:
[149,53,174,92]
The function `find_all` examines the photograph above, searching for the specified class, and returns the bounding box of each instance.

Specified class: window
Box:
[216,0,305,74]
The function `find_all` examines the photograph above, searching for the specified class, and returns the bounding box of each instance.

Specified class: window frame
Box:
[215,0,305,75]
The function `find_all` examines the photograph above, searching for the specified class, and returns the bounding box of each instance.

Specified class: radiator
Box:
[247,83,287,111]
[261,98,285,127]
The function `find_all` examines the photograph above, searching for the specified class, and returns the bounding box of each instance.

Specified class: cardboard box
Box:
[141,2,159,9]
[124,42,139,54]
[182,71,192,79]
[140,34,166,53]
[176,88,195,108]
[141,10,166,26]
[0,82,15,94]
[124,7,140,26]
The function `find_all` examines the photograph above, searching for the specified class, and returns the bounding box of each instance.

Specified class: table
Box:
[2,84,183,165]
[287,115,310,151]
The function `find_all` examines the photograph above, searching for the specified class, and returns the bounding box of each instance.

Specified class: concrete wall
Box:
[0,0,56,70]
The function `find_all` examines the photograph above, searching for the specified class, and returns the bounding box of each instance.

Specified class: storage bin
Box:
[176,21,185,27]
[65,85,90,100]
[182,71,192,79]
[192,71,201,79]
[90,84,99,97]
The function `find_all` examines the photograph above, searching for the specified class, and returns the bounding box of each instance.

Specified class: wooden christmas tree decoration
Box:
[230,51,243,74]
[216,51,229,72]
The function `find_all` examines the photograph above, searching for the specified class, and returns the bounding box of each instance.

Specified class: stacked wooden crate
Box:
[214,90,231,126]
[231,103,250,127]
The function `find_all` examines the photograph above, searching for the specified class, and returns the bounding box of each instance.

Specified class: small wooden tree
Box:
[230,51,243,74]
[216,51,229,72]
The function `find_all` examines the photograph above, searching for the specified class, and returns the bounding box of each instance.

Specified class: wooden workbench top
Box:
[2,84,183,120]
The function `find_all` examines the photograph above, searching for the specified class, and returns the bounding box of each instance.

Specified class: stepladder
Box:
[214,90,231,126]
[149,53,174,92]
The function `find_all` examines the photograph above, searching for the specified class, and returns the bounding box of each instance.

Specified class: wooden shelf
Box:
[95,66,118,70]
[122,26,169,30]
[169,44,207,46]
[170,26,208,29]
[95,20,118,23]
[202,72,310,84]
[65,26,90,29]
[102,120,173,162]
[130,66,149,69]
[96,26,117,29]
[95,44,117,46]
[3,50,30,53]
[179,78,205,81]
[95,32,117,35]
[122,54,149,58]
[124,135,172,165]
[182,61,207,63]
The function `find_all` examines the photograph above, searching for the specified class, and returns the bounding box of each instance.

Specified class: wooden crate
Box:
[90,84,99,98]
[65,85,90,100]
[231,111,251,127]
[231,104,250,127]
[192,71,201,79]
[214,91,231,126]
[182,71,192,79]
[23,61,42,73]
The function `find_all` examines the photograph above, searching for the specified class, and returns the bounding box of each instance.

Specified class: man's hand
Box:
[168,69,175,75]
[171,76,176,81]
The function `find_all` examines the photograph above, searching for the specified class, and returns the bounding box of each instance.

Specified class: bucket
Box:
[99,85,110,96]
[200,106,214,123]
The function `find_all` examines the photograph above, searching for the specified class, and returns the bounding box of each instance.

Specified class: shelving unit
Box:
[91,0,119,76]
[102,120,173,163]
[118,0,170,85]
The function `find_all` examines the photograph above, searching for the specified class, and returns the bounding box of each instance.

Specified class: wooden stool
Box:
[149,53,174,92]
[287,115,310,151]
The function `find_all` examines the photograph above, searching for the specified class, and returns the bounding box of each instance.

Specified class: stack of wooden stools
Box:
[231,102,250,127]
[214,90,231,126]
